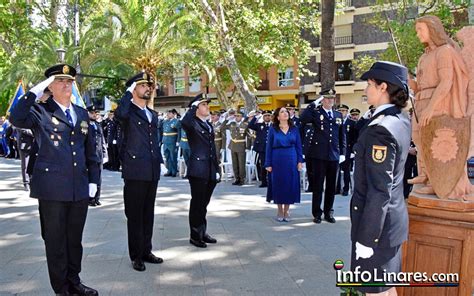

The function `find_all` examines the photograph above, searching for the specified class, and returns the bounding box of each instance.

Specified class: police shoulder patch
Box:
[372,145,387,163]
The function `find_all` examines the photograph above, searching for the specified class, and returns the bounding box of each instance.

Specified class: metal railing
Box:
[335,35,353,45]
[337,0,352,8]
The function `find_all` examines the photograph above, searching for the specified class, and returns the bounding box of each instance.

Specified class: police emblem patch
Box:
[52,117,60,125]
[336,118,342,125]
[372,145,387,163]
[80,121,88,135]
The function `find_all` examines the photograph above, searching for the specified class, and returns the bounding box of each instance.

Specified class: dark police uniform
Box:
[114,72,164,269]
[248,112,271,187]
[336,105,357,196]
[103,113,122,171]
[16,127,34,189]
[10,64,99,295]
[178,124,191,170]
[162,114,181,176]
[350,61,411,294]
[181,94,220,248]
[300,90,346,223]
[350,106,410,293]
[87,105,107,206]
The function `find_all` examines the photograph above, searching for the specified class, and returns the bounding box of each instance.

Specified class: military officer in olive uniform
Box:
[181,94,220,248]
[210,111,223,162]
[336,104,357,196]
[10,64,99,295]
[178,122,191,174]
[115,72,164,272]
[300,89,346,224]
[223,111,250,185]
[248,110,272,187]
[162,109,181,177]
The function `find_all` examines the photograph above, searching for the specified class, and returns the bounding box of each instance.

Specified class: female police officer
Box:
[350,61,411,296]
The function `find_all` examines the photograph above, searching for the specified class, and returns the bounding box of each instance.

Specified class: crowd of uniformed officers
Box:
[6,60,417,295]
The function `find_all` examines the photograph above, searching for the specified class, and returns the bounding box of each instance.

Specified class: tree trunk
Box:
[320,0,335,92]
[199,0,256,112]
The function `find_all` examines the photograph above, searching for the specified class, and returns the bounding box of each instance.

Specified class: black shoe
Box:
[132,260,146,271]
[171,173,177,177]
[95,200,101,206]
[313,217,322,224]
[324,214,336,223]
[164,173,172,177]
[68,283,98,296]
[203,234,217,244]
[232,180,240,185]
[88,200,96,207]
[258,183,267,188]
[237,181,245,186]
[189,238,207,248]
[342,191,349,196]
[142,253,163,264]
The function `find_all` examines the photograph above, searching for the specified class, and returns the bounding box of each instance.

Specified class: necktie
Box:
[65,109,73,126]
[327,111,333,120]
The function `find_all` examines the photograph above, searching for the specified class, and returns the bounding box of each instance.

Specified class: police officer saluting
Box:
[336,104,356,196]
[181,94,219,248]
[10,64,99,295]
[248,110,272,187]
[114,72,164,272]
[300,88,346,224]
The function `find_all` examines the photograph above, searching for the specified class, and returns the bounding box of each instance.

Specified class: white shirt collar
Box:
[132,100,152,123]
[373,104,395,117]
[323,107,332,114]
[53,99,77,125]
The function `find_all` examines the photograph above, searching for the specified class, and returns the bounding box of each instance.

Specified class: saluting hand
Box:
[126,82,137,94]
[30,76,55,98]
[311,95,324,107]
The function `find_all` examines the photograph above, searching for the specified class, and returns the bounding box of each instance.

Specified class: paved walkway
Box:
[0,158,351,295]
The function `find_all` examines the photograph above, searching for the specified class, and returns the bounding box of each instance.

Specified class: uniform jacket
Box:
[247,116,271,153]
[162,118,181,145]
[178,126,190,150]
[114,92,163,181]
[222,120,250,152]
[300,104,346,161]
[90,121,107,163]
[10,92,100,201]
[17,127,34,153]
[181,107,219,181]
[343,117,357,157]
[350,106,410,248]
[302,123,314,157]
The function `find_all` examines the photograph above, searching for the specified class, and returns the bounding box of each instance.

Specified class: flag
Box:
[71,81,86,108]
[6,80,25,116]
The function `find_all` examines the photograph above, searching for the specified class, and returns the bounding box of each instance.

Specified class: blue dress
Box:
[265,126,303,204]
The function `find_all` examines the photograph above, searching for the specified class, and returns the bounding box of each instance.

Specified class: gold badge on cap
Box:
[372,145,387,163]
[52,117,60,125]
[320,115,324,121]
[80,121,88,135]
[143,73,148,80]
[63,65,70,74]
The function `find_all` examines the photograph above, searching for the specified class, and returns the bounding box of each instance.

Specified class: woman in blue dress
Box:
[265,107,303,222]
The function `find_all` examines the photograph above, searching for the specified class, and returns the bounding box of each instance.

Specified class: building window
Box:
[278,67,294,87]
[336,61,353,81]
[174,77,185,94]
[189,77,201,93]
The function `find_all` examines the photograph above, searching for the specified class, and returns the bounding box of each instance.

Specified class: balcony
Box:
[314,35,353,47]
[337,0,353,8]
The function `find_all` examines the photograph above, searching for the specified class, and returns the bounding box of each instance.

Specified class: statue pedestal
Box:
[400,189,474,296]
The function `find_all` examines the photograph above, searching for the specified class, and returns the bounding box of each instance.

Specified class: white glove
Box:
[248,110,256,117]
[216,172,220,180]
[312,95,324,107]
[126,82,136,94]
[30,76,55,98]
[103,156,109,164]
[362,109,372,119]
[256,113,263,119]
[191,100,201,107]
[350,153,355,159]
[176,142,180,147]
[89,183,98,198]
[355,242,374,260]
[339,155,346,164]
[112,140,117,145]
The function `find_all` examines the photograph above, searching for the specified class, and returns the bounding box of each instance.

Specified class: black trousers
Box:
[38,199,89,293]
[90,163,103,202]
[188,176,217,240]
[256,151,267,185]
[336,158,352,193]
[312,158,339,218]
[123,179,158,261]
